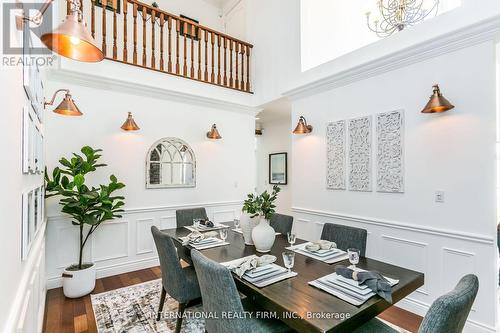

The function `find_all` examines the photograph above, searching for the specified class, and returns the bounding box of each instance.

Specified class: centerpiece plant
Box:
[45,146,125,298]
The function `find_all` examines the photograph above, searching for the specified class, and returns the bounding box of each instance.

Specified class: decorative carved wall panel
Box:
[348,116,372,192]
[326,120,346,190]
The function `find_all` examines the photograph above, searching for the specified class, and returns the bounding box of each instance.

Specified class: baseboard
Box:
[47,257,160,290]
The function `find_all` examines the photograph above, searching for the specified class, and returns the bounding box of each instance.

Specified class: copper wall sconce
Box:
[293,116,313,134]
[421,84,455,113]
[207,124,222,139]
[18,0,104,62]
[44,89,83,116]
[121,112,140,131]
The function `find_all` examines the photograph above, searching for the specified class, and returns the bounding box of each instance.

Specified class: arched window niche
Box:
[146,138,196,188]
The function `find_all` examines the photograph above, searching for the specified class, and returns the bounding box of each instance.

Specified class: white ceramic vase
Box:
[252,217,276,253]
[240,212,259,245]
[62,263,96,298]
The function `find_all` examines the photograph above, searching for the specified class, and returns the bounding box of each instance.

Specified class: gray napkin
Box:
[335,266,393,303]
[180,231,218,246]
[226,255,277,278]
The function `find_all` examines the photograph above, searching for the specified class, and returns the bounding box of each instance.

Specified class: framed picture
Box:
[95,0,121,14]
[21,185,45,260]
[269,152,287,185]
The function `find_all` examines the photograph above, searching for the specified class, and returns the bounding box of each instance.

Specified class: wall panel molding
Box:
[136,218,155,255]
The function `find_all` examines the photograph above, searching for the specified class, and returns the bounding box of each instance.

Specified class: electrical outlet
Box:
[435,191,445,203]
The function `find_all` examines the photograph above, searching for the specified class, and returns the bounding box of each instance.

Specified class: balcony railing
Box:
[74,0,253,93]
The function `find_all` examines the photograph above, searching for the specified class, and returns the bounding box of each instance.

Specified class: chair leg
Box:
[157,287,167,321]
[175,302,187,333]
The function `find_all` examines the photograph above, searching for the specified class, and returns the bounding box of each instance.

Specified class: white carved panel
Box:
[136,218,154,255]
[381,235,429,295]
[326,120,346,190]
[92,221,129,262]
[377,110,404,193]
[348,116,372,191]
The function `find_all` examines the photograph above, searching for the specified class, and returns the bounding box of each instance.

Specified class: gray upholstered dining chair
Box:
[151,226,201,333]
[352,274,479,333]
[191,250,295,333]
[270,213,294,235]
[320,223,368,257]
[176,207,208,228]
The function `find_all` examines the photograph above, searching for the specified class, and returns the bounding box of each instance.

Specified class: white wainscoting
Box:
[4,221,47,333]
[46,201,243,289]
[292,207,497,333]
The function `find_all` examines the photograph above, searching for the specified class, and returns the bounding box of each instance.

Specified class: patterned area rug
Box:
[91,279,411,333]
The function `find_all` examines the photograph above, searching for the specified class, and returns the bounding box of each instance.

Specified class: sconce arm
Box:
[44,89,70,108]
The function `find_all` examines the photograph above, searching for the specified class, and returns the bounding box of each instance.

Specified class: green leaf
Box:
[74,174,85,188]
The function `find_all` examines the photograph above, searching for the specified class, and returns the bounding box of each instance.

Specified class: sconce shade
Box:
[207,124,222,139]
[53,93,83,116]
[293,116,313,134]
[121,112,140,131]
[421,84,455,113]
[41,13,104,62]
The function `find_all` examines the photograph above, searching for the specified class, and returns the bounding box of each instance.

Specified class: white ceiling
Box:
[201,0,234,10]
[257,98,292,124]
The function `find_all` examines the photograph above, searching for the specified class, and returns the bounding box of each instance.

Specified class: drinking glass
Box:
[233,219,241,230]
[347,248,360,269]
[219,228,228,242]
[193,219,200,230]
[282,251,295,273]
[287,232,296,247]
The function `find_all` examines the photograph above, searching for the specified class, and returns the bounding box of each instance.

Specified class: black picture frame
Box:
[269,152,287,185]
[95,0,121,14]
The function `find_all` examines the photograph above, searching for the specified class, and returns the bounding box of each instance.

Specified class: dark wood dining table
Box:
[161,223,424,333]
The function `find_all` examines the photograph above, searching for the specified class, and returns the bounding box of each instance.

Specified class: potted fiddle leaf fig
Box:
[45,146,125,298]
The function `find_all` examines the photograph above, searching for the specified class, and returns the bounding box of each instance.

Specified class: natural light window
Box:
[300,0,462,71]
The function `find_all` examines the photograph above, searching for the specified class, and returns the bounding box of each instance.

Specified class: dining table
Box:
[161,222,424,333]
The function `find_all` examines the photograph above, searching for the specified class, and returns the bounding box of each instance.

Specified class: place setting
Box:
[309,250,399,306]
[184,218,231,232]
[221,251,298,288]
[285,233,349,264]
[179,228,230,250]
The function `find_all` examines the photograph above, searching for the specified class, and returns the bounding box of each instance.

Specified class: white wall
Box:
[0,16,46,333]
[256,118,292,215]
[43,77,256,286]
[290,41,498,332]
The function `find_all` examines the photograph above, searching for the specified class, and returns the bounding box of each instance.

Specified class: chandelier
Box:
[366,0,440,37]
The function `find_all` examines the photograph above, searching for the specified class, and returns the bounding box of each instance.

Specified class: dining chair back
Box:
[270,213,293,235]
[320,223,367,256]
[418,274,478,333]
[176,207,208,228]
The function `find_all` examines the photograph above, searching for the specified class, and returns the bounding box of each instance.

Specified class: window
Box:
[146,138,196,188]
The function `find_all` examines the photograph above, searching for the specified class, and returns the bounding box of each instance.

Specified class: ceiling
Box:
[201,0,234,9]
[257,98,292,124]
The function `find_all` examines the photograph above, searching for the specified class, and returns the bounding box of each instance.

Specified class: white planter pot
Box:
[62,263,96,298]
[252,218,276,253]
[240,213,259,245]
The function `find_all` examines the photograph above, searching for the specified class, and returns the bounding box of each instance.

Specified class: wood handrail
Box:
[76,0,253,93]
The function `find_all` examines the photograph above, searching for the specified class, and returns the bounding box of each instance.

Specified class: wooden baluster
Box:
[190,25,195,78]
[66,0,70,15]
[217,35,221,85]
[176,19,180,74]
[240,44,245,90]
[223,37,227,86]
[151,9,156,69]
[112,0,117,59]
[167,16,172,72]
[142,6,147,66]
[197,28,202,80]
[91,0,95,38]
[204,30,208,81]
[235,42,239,89]
[132,2,137,64]
[246,45,250,92]
[182,21,187,76]
[122,0,127,61]
[160,13,164,71]
[210,32,215,83]
[102,0,107,56]
[229,40,233,88]
[79,0,83,13]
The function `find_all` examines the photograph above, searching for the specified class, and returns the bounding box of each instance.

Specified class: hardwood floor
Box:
[42,266,423,333]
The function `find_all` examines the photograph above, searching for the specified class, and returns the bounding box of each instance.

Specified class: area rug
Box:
[91,279,411,333]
